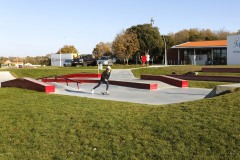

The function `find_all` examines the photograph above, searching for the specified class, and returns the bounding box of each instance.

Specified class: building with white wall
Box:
[227,34,240,65]
[168,35,240,65]
[169,40,227,65]
[51,53,78,66]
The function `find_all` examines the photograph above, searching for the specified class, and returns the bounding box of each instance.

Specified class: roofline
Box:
[171,46,227,49]
[172,42,190,48]
[171,40,227,49]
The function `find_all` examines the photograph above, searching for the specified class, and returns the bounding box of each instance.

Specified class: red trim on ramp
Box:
[141,74,188,88]
[1,78,55,93]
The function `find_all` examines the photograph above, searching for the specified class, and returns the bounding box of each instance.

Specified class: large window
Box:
[213,48,227,65]
[182,48,227,65]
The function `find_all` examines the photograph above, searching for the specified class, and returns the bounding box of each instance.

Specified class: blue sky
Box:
[0,0,239,57]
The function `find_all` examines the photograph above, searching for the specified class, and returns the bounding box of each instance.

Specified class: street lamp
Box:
[162,35,167,65]
[59,36,66,67]
[59,48,62,66]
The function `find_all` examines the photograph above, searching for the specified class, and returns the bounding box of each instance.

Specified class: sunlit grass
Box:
[1,65,240,159]
[0,87,239,159]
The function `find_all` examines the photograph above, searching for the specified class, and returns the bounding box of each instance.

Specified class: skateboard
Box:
[101,92,110,95]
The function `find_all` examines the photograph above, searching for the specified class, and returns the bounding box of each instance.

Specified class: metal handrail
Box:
[55,75,81,89]
[37,75,56,81]
[38,75,81,89]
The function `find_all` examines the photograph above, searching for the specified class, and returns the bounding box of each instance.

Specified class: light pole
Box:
[59,47,62,66]
[59,36,66,67]
[162,35,167,65]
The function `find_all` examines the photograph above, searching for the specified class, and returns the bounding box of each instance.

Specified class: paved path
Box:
[110,69,174,88]
[110,69,135,80]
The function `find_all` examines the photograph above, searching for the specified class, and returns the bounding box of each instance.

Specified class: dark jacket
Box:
[101,70,111,81]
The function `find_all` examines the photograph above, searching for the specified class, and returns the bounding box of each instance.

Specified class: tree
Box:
[127,24,162,57]
[200,29,217,41]
[0,57,8,64]
[57,45,78,54]
[214,29,233,40]
[92,42,112,59]
[165,33,175,48]
[188,28,202,41]
[170,28,234,46]
[173,29,190,45]
[112,31,140,65]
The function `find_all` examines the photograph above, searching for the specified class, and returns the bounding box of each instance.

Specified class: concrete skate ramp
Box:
[205,83,240,98]
[41,78,158,90]
[52,82,211,105]
[168,75,240,83]
[141,74,188,87]
[202,68,240,73]
[110,80,158,90]
[1,78,55,93]
[0,71,16,87]
[61,73,101,78]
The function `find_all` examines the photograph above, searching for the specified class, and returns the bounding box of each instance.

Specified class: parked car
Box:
[63,55,97,67]
[63,59,73,67]
[80,54,97,66]
[97,56,116,66]
[71,58,84,67]
[205,60,216,65]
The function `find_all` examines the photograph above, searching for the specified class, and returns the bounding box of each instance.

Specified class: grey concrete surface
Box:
[110,69,174,88]
[205,83,240,98]
[52,82,211,105]
[49,69,212,105]
[0,71,16,87]
[110,69,136,80]
[0,70,213,105]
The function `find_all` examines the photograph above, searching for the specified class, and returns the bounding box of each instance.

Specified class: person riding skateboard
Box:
[91,66,111,94]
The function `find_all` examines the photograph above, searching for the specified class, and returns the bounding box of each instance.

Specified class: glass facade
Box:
[213,48,227,65]
[183,48,227,65]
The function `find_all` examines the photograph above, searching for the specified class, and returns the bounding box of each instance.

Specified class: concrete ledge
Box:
[141,74,188,88]
[42,78,158,90]
[168,75,240,82]
[205,83,240,98]
[62,73,101,78]
[1,78,55,93]
[40,73,101,82]
[41,78,99,83]
[109,80,158,90]
[202,68,240,73]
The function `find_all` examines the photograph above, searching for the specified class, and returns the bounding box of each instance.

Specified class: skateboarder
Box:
[91,66,111,94]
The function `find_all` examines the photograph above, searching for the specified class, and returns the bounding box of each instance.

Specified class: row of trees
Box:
[0,56,51,66]
[92,25,237,64]
[56,45,78,54]
[2,25,236,66]
[93,24,163,64]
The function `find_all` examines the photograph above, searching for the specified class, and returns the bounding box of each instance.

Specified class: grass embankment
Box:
[0,88,239,159]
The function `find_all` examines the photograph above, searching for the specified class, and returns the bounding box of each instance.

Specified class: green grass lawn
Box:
[0,65,143,79]
[1,65,240,159]
[0,87,239,159]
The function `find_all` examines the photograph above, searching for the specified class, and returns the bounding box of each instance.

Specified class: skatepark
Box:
[0,70,212,105]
